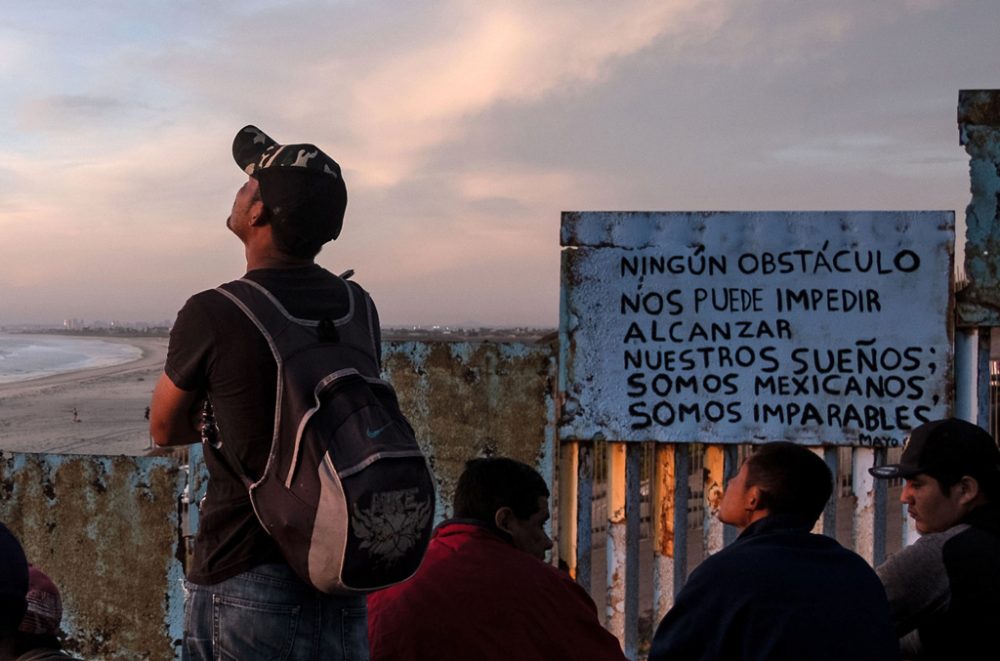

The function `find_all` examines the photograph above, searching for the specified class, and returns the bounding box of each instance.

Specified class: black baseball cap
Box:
[869,418,1000,480]
[232,125,348,243]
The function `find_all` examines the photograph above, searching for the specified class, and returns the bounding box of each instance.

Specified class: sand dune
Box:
[0,337,168,456]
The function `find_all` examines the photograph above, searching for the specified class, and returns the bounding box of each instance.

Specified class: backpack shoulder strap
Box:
[216,278,351,357]
[343,279,382,364]
[216,277,379,371]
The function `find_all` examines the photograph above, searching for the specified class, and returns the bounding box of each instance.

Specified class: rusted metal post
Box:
[606,442,625,631]
[653,443,690,623]
[600,442,642,656]
[703,444,725,556]
[652,444,675,621]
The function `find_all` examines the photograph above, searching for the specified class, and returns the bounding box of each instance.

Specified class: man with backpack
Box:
[151,125,385,661]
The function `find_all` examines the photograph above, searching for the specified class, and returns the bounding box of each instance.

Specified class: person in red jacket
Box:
[367,457,625,661]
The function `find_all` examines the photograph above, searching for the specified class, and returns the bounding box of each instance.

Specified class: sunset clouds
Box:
[0,0,996,326]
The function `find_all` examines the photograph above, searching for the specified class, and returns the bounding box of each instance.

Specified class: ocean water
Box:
[0,334,143,384]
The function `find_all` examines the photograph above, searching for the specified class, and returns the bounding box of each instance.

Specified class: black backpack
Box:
[211,276,435,594]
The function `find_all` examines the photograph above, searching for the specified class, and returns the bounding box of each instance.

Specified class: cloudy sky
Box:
[0,0,996,327]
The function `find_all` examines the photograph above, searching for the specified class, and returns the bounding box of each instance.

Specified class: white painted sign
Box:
[559,211,954,446]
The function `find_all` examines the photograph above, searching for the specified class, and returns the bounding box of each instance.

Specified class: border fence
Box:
[557,440,910,657]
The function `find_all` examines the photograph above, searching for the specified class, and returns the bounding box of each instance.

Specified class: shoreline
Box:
[0,336,169,456]
[0,335,164,391]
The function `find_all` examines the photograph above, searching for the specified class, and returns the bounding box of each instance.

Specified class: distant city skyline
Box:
[1,1,997,327]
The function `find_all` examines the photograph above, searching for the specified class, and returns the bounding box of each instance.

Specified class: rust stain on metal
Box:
[606,522,628,632]
[607,443,627,524]
[561,211,582,247]
[0,452,183,660]
[561,248,587,289]
[958,90,1000,127]
[653,445,675,557]
[382,340,555,517]
[557,442,579,578]
[704,445,725,514]
[0,339,556,659]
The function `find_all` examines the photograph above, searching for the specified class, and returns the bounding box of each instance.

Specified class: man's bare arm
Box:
[150,372,201,447]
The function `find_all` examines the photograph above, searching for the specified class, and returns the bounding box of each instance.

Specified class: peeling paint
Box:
[0,452,184,660]
[957,89,1000,326]
[560,210,954,444]
[380,340,556,521]
[0,339,557,660]
[852,447,878,565]
[653,446,675,558]
[703,446,726,556]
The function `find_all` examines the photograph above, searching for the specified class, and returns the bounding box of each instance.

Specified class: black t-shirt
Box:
[165,264,381,584]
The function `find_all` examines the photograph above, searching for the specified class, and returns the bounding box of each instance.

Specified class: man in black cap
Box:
[870,417,1000,660]
[150,126,379,661]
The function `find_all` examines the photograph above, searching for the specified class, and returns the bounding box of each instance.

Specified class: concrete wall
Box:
[0,338,556,660]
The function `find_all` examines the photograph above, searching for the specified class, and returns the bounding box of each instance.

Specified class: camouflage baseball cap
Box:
[232,125,347,243]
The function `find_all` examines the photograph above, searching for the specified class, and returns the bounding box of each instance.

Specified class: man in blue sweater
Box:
[650,442,898,661]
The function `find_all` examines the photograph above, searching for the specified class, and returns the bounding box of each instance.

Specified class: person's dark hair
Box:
[453,457,549,522]
[251,184,329,260]
[928,467,1000,502]
[744,442,833,525]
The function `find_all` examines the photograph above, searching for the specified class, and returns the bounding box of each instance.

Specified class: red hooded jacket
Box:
[368,521,625,661]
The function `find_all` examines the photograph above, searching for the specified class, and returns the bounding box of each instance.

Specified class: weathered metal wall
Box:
[955,90,1000,430]
[559,440,909,660]
[0,452,184,660]
[957,89,1000,327]
[560,210,954,446]
[559,208,957,658]
[0,339,558,661]
[380,339,558,520]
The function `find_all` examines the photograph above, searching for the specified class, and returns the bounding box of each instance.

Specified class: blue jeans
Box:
[182,563,369,661]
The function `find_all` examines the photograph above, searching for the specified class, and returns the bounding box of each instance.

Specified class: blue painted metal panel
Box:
[560,211,954,446]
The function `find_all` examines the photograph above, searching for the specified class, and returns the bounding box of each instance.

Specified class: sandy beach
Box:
[0,336,168,456]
